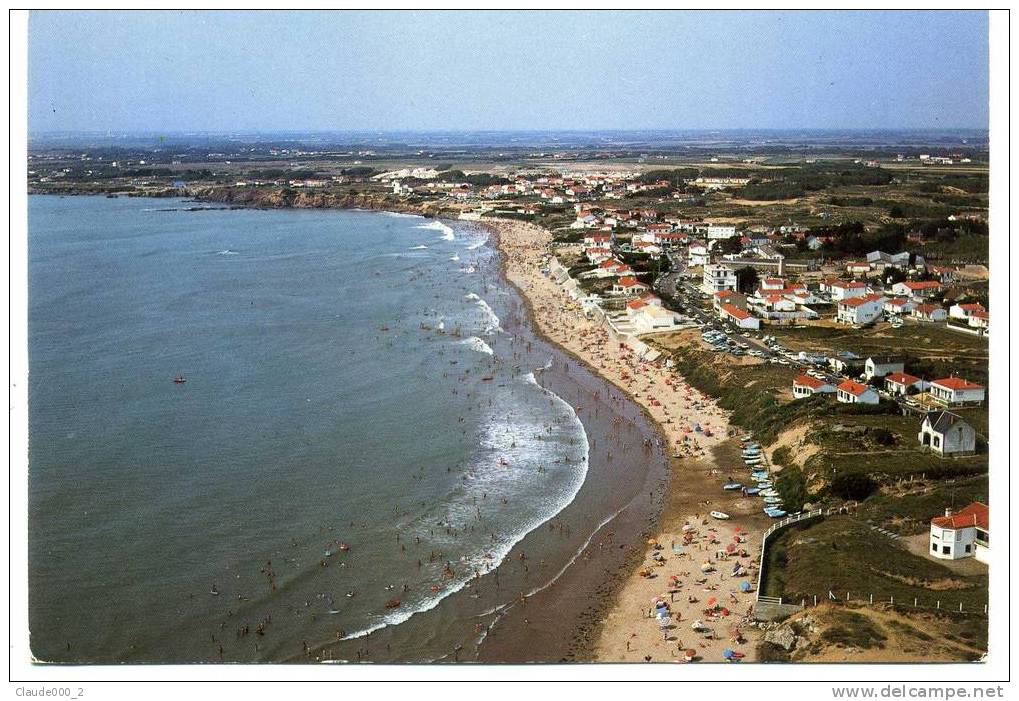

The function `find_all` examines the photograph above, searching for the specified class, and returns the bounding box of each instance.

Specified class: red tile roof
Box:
[885,372,920,386]
[900,281,942,290]
[720,303,752,321]
[837,380,872,396]
[931,502,988,530]
[794,375,827,389]
[932,377,984,391]
[840,293,884,307]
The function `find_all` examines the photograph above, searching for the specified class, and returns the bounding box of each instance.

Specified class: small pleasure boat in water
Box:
[173,375,187,384]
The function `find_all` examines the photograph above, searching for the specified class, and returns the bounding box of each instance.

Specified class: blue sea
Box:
[27,196,593,662]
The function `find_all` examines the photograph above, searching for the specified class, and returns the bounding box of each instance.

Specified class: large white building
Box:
[929,503,989,563]
[703,263,738,294]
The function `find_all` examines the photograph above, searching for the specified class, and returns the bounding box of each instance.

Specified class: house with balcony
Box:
[702,263,738,294]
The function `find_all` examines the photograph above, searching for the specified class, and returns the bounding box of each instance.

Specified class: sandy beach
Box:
[488,218,767,663]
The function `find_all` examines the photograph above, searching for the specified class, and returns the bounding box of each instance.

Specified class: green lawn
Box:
[856,475,989,535]
[762,516,988,612]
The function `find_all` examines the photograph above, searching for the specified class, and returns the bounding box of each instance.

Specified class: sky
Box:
[28,10,989,133]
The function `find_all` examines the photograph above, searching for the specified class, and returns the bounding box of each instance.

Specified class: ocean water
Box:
[27,196,589,662]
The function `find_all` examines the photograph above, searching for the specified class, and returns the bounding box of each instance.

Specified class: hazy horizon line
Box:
[30,126,990,136]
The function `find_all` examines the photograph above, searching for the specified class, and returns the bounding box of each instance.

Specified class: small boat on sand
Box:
[722,481,743,491]
[710,511,730,520]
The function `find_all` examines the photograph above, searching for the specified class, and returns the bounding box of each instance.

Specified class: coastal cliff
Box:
[189,186,447,217]
[27,183,451,218]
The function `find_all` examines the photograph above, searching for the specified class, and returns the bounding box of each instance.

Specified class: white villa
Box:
[929,503,989,563]
[929,377,986,406]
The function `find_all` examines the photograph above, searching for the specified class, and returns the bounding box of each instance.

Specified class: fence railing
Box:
[787,591,988,617]
[755,506,855,601]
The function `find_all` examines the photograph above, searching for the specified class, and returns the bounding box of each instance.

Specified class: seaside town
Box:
[28,136,990,663]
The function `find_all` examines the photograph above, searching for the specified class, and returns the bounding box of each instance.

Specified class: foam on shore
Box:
[416,220,455,240]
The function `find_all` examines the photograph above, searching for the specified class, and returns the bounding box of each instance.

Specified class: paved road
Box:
[652,248,798,363]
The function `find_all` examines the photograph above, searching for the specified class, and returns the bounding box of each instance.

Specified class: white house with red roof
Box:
[929,377,985,406]
[612,276,650,297]
[712,289,741,312]
[719,303,760,330]
[968,309,989,332]
[929,502,988,562]
[585,247,613,264]
[760,277,787,292]
[929,266,958,284]
[949,302,986,321]
[836,379,880,405]
[583,233,612,247]
[891,280,942,300]
[583,258,633,279]
[845,260,871,277]
[822,279,869,301]
[792,375,836,399]
[633,240,663,256]
[837,294,886,325]
[884,372,929,396]
[883,297,917,316]
[627,295,680,332]
[911,303,948,322]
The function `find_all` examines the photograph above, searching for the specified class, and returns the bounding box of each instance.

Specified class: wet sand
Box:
[485,219,768,663]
